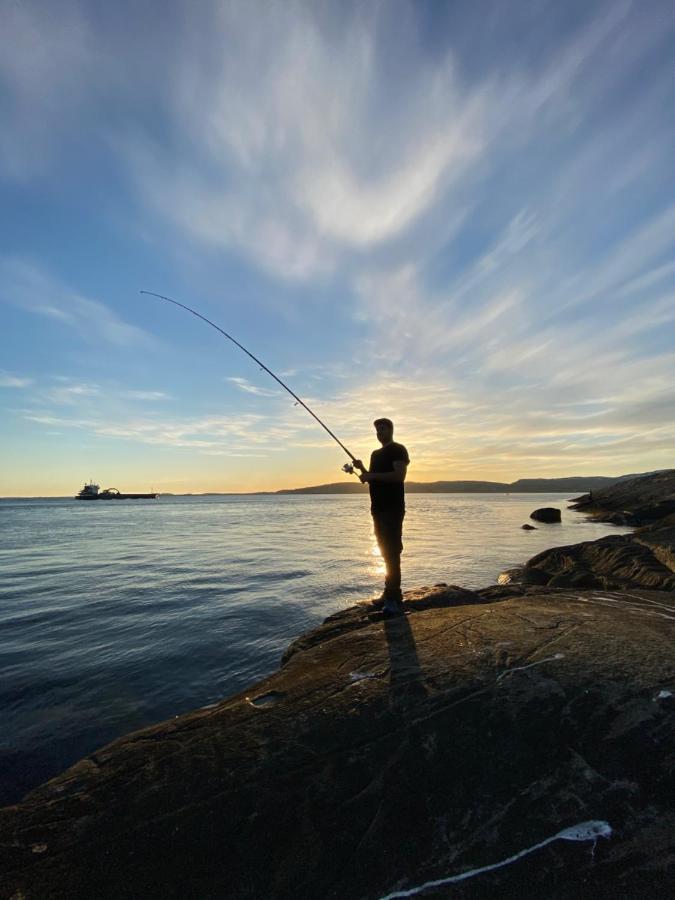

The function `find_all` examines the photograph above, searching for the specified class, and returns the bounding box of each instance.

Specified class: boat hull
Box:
[102,493,158,500]
[76,493,158,500]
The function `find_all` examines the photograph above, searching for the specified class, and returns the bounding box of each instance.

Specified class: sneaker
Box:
[367,593,387,609]
[382,599,405,618]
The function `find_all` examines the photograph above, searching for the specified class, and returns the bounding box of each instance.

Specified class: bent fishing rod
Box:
[140,291,358,472]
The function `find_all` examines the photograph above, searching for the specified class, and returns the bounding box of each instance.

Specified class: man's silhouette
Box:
[354,418,410,617]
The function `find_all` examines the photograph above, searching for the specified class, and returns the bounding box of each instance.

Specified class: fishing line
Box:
[140,290,357,466]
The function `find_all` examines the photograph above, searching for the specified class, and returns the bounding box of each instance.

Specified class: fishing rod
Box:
[140,291,358,471]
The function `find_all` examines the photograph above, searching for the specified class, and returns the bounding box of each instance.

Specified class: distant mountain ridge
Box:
[274,474,648,495]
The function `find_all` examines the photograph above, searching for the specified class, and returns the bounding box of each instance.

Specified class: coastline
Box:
[1,470,673,898]
[0,469,653,500]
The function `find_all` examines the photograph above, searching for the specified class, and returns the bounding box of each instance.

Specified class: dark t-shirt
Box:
[369,442,410,516]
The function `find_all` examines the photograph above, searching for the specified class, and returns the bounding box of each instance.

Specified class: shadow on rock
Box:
[383,612,428,707]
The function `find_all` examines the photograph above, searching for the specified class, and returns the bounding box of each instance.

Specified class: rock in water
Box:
[530,507,562,523]
[522,523,537,530]
[0,585,673,899]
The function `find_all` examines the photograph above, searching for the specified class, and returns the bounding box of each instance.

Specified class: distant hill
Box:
[275,475,637,495]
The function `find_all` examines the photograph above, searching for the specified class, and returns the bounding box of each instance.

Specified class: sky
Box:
[1,0,675,496]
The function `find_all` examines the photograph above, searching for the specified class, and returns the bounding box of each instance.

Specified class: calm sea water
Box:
[0,493,630,804]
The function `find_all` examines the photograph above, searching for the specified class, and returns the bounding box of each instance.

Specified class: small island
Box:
[1,470,673,898]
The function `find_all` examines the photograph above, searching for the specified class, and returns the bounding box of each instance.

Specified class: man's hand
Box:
[353,459,365,472]
[359,471,371,483]
[363,463,407,484]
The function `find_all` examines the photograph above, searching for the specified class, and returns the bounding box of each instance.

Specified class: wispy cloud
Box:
[0,258,155,348]
[115,2,491,280]
[226,376,279,398]
[42,382,101,405]
[0,1,94,178]
[123,390,171,401]
[114,0,664,290]
[0,372,32,388]
[22,410,298,457]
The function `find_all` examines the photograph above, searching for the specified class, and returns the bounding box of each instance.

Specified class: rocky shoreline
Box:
[1,471,673,899]
[500,470,675,592]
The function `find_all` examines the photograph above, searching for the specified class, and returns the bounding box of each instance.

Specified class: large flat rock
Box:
[1,585,673,899]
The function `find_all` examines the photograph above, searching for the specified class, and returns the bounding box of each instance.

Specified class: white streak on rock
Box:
[349,672,378,682]
[621,594,675,613]
[378,820,612,899]
[573,595,675,621]
[496,653,564,682]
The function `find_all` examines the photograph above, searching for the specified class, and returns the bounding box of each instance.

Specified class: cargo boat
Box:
[76,482,158,500]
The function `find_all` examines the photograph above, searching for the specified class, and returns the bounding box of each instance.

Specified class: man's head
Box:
[373,417,394,446]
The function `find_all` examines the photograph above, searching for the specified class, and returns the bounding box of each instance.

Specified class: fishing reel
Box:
[342,462,355,474]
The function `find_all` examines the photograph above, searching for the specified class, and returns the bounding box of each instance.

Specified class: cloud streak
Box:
[0,1,95,178]
[116,2,492,280]
[0,258,155,348]
[226,377,280,398]
[0,372,32,388]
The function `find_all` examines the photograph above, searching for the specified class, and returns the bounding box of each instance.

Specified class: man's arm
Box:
[360,461,407,483]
